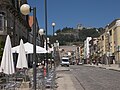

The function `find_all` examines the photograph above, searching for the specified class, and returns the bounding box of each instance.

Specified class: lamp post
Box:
[39,28,44,47]
[20,4,37,90]
[55,40,60,66]
[52,22,56,36]
[44,0,49,77]
[39,28,44,36]
[38,29,45,65]
[52,22,56,69]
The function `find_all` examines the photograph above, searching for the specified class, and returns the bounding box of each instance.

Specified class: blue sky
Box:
[28,0,120,35]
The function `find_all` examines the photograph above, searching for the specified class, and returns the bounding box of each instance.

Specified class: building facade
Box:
[105,19,120,64]
[83,37,92,63]
[0,0,30,47]
[89,19,120,65]
[0,0,42,67]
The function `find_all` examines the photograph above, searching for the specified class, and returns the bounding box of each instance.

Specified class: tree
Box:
[50,27,104,45]
[56,29,61,33]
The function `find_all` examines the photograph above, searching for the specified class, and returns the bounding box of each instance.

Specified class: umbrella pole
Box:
[6,74,9,83]
[23,69,27,82]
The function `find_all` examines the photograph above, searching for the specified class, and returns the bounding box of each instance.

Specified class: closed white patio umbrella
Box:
[0,67,2,72]
[16,39,28,69]
[0,35,15,75]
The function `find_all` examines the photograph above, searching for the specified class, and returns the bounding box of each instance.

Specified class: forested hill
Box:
[49,27,105,46]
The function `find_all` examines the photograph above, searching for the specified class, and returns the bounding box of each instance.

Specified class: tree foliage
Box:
[49,27,104,45]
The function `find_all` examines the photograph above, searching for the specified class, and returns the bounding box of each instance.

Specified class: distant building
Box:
[77,24,83,30]
[83,37,92,60]
[89,38,98,57]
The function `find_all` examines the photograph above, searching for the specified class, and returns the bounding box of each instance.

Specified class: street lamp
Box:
[54,33,57,36]
[38,28,46,76]
[38,29,44,48]
[39,28,44,47]
[52,22,56,36]
[44,0,49,77]
[20,4,37,90]
[54,40,60,67]
[39,28,44,36]
[52,22,56,69]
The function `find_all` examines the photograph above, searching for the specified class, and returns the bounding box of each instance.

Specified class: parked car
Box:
[61,57,70,67]
[78,62,83,65]
[70,60,76,65]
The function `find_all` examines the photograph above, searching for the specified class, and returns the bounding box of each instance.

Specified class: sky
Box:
[28,0,120,35]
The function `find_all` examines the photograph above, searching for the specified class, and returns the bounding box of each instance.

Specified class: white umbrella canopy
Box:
[0,35,15,75]
[0,67,2,72]
[12,42,47,54]
[16,39,28,69]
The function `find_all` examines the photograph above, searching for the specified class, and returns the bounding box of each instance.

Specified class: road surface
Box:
[56,65,120,90]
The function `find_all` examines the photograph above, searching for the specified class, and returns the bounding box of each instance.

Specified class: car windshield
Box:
[62,59,69,62]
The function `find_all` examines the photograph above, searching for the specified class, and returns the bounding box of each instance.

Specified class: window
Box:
[102,36,104,40]
[109,30,112,36]
[0,12,5,31]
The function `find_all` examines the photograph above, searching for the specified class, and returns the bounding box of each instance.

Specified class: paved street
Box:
[56,65,120,90]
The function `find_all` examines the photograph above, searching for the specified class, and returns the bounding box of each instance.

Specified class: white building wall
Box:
[84,37,92,59]
[84,40,87,59]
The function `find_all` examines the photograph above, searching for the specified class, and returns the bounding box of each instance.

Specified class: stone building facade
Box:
[0,0,31,46]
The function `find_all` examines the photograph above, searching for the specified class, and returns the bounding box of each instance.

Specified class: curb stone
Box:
[84,64,120,72]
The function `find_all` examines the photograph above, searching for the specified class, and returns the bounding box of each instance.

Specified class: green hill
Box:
[49,27,104,46]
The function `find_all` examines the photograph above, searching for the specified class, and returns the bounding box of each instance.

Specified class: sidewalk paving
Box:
[84,64,120,71]
[19,64,120,90]
[56,66,76,90]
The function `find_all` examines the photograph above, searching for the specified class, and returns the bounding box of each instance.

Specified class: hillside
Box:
[49,27,104,46]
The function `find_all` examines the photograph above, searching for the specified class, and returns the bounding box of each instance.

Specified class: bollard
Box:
[44,66,46,77]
